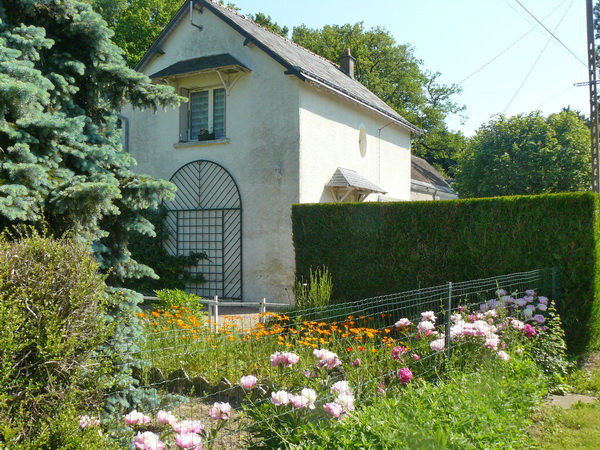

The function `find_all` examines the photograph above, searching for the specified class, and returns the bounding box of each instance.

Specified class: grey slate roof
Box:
[136,0,421,134]
[411,155,456,193]
[149,53,249,79]
[326,167,386,194]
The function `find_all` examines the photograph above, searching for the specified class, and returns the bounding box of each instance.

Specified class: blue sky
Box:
[231,0,589,136]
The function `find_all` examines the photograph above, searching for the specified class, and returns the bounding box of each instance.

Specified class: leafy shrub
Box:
[262,357,546,450]
[155,288,206,318]
[293,267,333,310]
[293,192,600,353]
[0,232,114,447]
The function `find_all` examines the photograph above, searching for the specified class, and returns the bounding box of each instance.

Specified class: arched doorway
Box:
[165,160,242,299]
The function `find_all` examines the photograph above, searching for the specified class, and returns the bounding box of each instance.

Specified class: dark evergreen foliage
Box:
[0,0,181,284]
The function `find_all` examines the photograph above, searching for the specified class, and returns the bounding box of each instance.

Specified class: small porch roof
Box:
[149,53,250,79]
[326,167,386,202]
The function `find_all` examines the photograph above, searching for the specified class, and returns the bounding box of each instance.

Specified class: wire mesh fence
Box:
[105,267,556,449]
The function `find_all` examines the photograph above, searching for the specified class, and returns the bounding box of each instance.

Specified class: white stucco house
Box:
[123,0,422,302]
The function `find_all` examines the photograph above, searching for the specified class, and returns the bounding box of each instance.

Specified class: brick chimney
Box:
[339,48,356,79]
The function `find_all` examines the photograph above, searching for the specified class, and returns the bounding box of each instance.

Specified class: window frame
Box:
[184,85,226,142]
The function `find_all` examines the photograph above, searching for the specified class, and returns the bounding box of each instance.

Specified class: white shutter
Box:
[179,88,190,142]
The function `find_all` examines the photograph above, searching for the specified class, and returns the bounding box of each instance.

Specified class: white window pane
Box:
[190,91,209,139]
[213,88,225,138]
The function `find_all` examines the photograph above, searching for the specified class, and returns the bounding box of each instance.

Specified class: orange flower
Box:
[358,346,365,351]
[346,347,353,352]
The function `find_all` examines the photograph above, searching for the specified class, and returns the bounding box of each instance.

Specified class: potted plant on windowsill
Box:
[197,129,216,141]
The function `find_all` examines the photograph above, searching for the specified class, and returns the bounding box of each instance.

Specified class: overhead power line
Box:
[503,0,574,113]
[458,0,568,85]
[512,0,586,66]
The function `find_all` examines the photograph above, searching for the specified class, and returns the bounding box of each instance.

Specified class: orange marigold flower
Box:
[358,346,365,351]
[152,311,160,318]
[347,347,353,352]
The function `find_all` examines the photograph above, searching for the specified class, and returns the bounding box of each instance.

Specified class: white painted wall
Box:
[298,85,412,204]
[124,6,301,302]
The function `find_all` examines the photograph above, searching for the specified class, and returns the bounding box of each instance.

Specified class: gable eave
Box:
[135,0,189,72]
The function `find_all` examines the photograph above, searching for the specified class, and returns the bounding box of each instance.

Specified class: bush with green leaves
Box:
[293,267,333,311]
[0,232,115,447]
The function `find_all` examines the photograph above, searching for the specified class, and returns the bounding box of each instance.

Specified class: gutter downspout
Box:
[117,114,129,153]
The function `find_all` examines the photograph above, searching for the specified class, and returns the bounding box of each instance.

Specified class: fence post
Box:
[259,298,266,323]
[445,282,452,362]
[214,296,219,333]
[551,267,558,300]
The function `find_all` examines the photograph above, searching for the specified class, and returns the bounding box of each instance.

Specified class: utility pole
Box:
[587,0,600,192]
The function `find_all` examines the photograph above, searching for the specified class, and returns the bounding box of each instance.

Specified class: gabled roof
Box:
[326,167,386,194]
[149,53,249,79]
[136,0,421,134]
[411,155,456,194]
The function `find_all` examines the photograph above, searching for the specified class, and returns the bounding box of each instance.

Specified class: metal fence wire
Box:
[108,268,556,449]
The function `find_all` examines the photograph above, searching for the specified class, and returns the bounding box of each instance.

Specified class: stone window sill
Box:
[173,138,230,149]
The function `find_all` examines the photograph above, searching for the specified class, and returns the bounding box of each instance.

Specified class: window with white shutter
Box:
[181,87,226,142]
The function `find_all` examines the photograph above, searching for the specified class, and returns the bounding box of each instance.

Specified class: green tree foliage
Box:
[0,0,182,284]
[86,0,183,67]
[87,0,240,67]
[250,12,289,37]
[454,110,591,197]
[291,23,465,175]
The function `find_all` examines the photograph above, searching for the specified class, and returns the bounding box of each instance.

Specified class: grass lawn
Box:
[529,355,600,449]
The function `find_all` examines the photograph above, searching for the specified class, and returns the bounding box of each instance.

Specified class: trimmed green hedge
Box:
[292,192,600,353]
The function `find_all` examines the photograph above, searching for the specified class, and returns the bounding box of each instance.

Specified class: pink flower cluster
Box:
[124,410,152,426]
[270,351,300,368]
[208,402,231,420]
[240,375,258,390]
[313,348,341,369]
[324,380,354,419]
[271,388,317,409]
[397,368,413,384]
[78,415,100,429]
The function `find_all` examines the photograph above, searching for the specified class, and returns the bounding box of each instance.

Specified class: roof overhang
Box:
[411,179,457,196]
[300,70,423,135]
[149,54,250,80]
[327,167,386,202]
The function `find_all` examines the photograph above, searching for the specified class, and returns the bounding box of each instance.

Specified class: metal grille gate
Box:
[165,160,242,299]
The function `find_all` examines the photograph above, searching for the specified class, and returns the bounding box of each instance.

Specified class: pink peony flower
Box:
[313,348,341,370]
[538,296,548,305]
[175,432,203,449]
[240,375,258,390]
[391,345,408,360]
[156,410,177,426]
[395,318,412,328]
[271,390,290,406]
[323,402,344,419]
[523,324,537,337]
[208,402,231,421]
[78,415,100,428]
[335,392,355,411]
[171,420,204,434]
[397,368,413,384]
[270,351,300,368]
[484,338,500,350]
[133,431,165,450]
[497,350,510,361]
[124,410,152,426]
[288,394,311,409]
[421,311,437,322]
[430,338,445,352]
[351,357,361,367]
[417,321,435,333]
[301,388,317,408]
[536,303,548,312]
[331,380,351,395]
[525,289,536,297]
